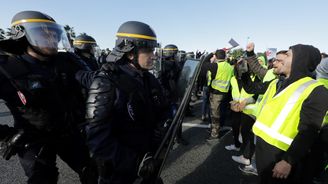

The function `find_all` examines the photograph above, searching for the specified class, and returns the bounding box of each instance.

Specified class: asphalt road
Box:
[0,100,258,184]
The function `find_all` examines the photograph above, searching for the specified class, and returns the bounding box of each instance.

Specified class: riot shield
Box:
[155,58,203,177]
[133,58,203,184]
[176,59,200,101]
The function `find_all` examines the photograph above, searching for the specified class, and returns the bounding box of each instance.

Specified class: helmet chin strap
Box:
[132,51,143,70]
[28,45,52,61]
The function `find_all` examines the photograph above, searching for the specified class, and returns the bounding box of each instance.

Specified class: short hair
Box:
[215,49,226,59]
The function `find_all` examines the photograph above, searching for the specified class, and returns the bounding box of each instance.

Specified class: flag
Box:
[266,48,277,60]
[228,38,239,48]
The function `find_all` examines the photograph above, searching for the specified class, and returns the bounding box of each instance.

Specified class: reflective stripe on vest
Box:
[253,77,321,151]
[252,69,277,117]
[210,61,233,92]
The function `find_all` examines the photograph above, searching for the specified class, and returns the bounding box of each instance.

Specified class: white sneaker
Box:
[239,164,258,176]
[232,155,250,165]
[225,144,240,151]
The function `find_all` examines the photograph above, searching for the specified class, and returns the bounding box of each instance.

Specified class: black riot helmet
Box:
[177,50,186,62]
[186,52,195,59]
[73,34,99,56]
[107,21,157,63]
[9,10,72,56]
[163,44,178,59]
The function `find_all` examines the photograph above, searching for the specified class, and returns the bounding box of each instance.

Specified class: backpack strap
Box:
[0,55,30,105]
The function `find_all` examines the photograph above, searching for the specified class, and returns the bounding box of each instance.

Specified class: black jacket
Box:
[197,53,212,88]
[84,61,169,164]
[204,53,228,95]
[0,52,89,137]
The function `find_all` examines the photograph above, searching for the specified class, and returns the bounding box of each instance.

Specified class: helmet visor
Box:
[23,22,72,54]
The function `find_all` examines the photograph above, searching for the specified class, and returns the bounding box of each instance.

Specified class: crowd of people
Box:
[0,10,327,184]
[194,42,328,183]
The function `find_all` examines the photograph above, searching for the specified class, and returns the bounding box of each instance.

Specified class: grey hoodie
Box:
[316,58,328,79]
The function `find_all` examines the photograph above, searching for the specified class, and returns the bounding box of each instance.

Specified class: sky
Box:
[1,0,328,53]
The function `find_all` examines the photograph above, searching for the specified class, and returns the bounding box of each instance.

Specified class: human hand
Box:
[230,101,240,112]
[237,100,247,111]
[0,130,26,160]
[272,160,292,179]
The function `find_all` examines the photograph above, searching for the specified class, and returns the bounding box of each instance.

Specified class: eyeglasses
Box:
[272,58,283,62]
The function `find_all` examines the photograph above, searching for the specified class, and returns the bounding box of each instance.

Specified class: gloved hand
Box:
[0,130,26,160]
[137,153,160,180]
[236,59,248,78]
[101,62,116,72]
[153,119,172,145]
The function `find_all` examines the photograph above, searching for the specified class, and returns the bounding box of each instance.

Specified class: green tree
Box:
[229,48,244,60]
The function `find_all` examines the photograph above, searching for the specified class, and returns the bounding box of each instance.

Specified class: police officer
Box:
[83,21,169,184]
[158,44,188,145]
[0,11,96,184]
[186,51,195,59]
[73,34,100,71]
[159,44,180,102]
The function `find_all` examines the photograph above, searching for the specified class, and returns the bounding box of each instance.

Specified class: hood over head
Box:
[277,44,321,93]
[289,44,321,79]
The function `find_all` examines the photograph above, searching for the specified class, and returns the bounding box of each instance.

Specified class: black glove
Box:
[0,130,26,160]
[153,119,172,146]
[236,59,248,79]
[137,153,160,180]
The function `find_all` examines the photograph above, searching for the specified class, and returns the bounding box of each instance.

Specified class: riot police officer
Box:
[73,34,100,71]
[84,21,169,184]
[0,11,96,184]
[158,44,189,145]
[159,44,180,102]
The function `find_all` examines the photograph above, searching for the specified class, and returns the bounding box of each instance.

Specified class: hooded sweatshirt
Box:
[256,45,328,176]
[316,58,328,80]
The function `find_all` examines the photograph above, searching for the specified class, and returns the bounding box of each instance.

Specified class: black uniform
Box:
[158,58,181,103]
[84,61,169,184]
[75,51,99,71]
[0,52,94,184]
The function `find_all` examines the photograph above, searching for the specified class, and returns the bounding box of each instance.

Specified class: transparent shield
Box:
[176,59,201,101]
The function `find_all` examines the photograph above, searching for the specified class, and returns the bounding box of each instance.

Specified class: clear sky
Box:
[1,0,327,53]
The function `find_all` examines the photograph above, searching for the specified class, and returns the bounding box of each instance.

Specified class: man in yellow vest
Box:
[309,58,328,182]
[207,49,234,140]
[240,43,287,117]
[245,42,279,82]
[237,46,287,176]
[252,44,328,183]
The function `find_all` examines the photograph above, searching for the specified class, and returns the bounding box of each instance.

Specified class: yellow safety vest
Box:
[253,77,322,151]
[251,68,277,118]
[317,78,328,125]
[263,68,276,82]
[230,76,256,116]
[207,61,233,93]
